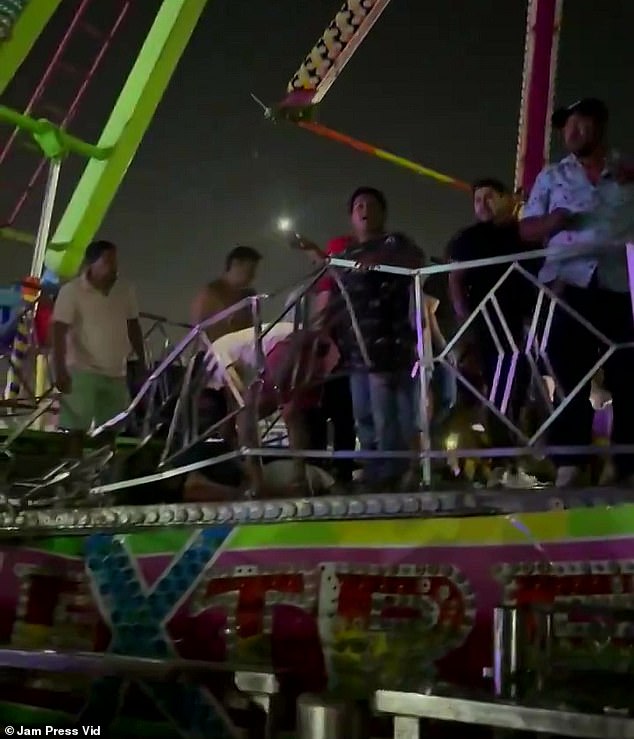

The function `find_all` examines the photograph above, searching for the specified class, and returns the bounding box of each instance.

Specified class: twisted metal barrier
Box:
[0,239,632,513]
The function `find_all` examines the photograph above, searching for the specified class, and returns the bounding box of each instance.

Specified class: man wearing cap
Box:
[520,98,634,487]
[52,240,146,437]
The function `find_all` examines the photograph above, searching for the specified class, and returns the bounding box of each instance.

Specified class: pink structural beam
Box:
[0,0,131,229]
[514,0,563,197]
[5,1,130,227]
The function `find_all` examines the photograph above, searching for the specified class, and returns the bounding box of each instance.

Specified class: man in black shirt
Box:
[329,187,426,487]
[447,179,525,322]
[447,179,534,480]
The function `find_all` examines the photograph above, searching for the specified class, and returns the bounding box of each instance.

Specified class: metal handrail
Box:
[374,688,634,738]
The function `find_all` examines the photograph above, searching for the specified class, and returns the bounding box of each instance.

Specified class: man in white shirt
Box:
[52,240,146,437]
[520,98,634,487]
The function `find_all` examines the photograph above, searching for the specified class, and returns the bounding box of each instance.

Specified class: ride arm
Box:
[285,0,393,106]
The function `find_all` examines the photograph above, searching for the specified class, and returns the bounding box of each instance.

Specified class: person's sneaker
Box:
[555,465,586,488]
[501,468,541,489]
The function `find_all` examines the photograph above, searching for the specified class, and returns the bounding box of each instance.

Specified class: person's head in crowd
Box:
[552,98,608,159]
[82,240,118,289]
[224,245,262,288]
[472,178,514,224]
[349,186,387,242]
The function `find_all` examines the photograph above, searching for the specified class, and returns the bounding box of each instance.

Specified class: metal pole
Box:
[627,243,634,325]
[514,0,563,196]
[251,295,265,376]
[413,272,431,487]
[297,694,364,739]
[493,606,522,699]
[533,608,554,693]
[4,159,61,404]
[31,158,61,424]
[30,158,61,277]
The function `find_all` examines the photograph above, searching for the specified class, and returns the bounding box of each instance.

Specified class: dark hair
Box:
[348,186,387,213]
[83,239,116,267]
[225,245,262,271]
[472,178,509,196]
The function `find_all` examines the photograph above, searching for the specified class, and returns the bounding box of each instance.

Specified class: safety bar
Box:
[0,647,281,737]
[4,236,634,509]
[0,647,277,688]
[84,239,634,489]
[90,294,264,437]
[331,238,633,277]
[140,311,192,330]
[374,689,634,738]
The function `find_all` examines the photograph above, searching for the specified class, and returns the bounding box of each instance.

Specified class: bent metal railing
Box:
[2,239,634,509]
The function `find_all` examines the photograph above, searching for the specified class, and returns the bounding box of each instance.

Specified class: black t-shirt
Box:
[331,233,425,372]
[447,221,534,316]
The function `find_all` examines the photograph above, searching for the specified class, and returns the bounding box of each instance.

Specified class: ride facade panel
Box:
[1,499,634,729]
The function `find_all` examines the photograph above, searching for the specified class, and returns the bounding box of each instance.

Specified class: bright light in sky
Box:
[277,216,292,232]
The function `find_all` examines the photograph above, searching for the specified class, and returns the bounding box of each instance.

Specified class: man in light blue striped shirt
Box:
[520,98,634,487]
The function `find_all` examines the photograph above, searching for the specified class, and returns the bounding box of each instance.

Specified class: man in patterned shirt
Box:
[330,187,426,488]
[520,98,634,487]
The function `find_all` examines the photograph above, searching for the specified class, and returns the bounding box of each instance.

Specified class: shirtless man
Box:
[190,244,260,428]
[191,245,261,339]
[190,244,271,490]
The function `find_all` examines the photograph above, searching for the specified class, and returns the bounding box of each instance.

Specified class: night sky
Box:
[1,0,633,323]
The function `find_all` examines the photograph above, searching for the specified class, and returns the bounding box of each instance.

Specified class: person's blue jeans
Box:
[349,371,375,456]
[349,370,418,482]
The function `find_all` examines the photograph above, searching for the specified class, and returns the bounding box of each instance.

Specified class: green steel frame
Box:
[0,0,209,281]
[0,0,62,96]
[46,0,210,278]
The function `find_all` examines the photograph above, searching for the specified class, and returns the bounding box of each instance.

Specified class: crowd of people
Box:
[48,96,634,497]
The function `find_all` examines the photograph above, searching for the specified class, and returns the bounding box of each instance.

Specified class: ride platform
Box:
[0,482,633,736]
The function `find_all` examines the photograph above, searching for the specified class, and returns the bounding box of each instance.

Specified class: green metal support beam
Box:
[0,226,33,245]
[46,0,210,278]
[0,105,111,160]
[0,0,62,96]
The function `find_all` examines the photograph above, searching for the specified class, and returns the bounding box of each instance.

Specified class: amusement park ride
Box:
[1,1,634,737]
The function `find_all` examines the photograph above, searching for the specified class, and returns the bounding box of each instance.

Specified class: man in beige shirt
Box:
[52,240,146,434]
